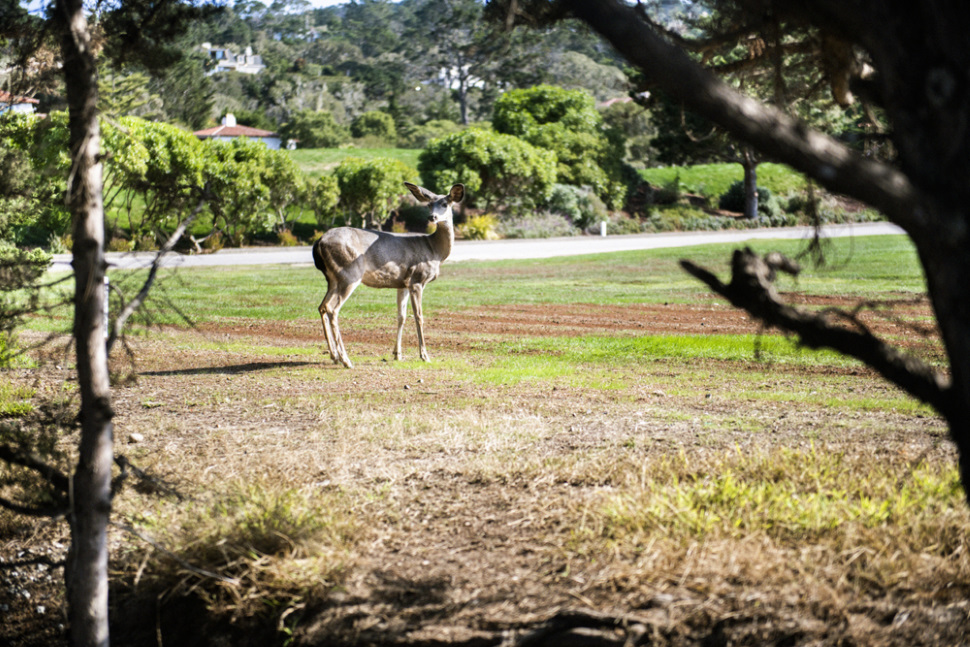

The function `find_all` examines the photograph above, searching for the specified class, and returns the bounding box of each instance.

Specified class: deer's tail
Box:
[312,239,327,273]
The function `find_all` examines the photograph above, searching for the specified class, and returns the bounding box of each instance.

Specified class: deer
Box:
[312,182,465,368]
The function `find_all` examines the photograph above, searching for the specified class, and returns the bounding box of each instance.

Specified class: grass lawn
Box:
[287,147,423,177]
[640,161,808,198]
[91,233,926,324]
[5,230,963,646]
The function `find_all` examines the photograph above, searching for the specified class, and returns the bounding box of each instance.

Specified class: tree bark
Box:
[53,0,114,644]
[741,148,758,220]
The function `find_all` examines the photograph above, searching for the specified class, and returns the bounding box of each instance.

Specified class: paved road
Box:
[51,221,905,271]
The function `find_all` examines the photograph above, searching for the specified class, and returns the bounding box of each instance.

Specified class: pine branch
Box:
[679,248,954,418]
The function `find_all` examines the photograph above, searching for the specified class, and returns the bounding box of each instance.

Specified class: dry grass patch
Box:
[573,447,970,603]
[117,479,359,620]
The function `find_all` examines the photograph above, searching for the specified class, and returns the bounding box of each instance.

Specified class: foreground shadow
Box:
[141,360,318,377]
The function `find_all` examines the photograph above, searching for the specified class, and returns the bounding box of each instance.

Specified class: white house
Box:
[193,113,282,150]
[200,43,266,75]
[0,90,39,115]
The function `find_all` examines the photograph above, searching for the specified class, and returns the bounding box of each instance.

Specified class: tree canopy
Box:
[493,84,626,205]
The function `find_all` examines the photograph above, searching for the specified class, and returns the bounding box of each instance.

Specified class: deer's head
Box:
[405,182,465,224]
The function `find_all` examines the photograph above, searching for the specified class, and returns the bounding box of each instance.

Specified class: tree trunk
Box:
[54,0,114,644]
[458,77,470,126]
[913,236,970,497]
[741,149,758,220]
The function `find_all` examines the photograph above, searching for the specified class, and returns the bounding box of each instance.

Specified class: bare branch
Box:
[106,198,205,354]
[679,249,954,418]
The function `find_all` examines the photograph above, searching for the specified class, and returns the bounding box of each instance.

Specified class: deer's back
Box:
[315,227,437,288]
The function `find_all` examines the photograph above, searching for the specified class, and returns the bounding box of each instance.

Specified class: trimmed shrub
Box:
[458,213,500,240]
[545,184,609,232]
[419,128,557,211]
[493,84,627,206]
[350,111,397,142]
[305,175,340,228]
[497,211,578,239]
[718,180,773,215]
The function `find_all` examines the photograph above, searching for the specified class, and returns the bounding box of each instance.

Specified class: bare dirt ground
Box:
[2,297,966,647]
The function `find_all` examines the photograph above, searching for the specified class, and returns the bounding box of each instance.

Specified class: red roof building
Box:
[0,90,40,114]
[193,114,282,149]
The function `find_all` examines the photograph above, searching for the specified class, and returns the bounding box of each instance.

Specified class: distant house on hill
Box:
[200,43,266,75]
[0,90,39,115]
[193,114,282,150]
[597,97,632,109]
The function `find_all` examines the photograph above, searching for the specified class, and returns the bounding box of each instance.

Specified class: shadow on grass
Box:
[140,360,320,377]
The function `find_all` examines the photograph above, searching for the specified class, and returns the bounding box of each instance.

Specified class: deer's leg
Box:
[327,279,360,368]
[409,284,430,362]
[318,282,339,364]
[394,288,408,361]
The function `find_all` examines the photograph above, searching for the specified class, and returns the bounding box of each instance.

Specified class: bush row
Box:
[2,106,881,251]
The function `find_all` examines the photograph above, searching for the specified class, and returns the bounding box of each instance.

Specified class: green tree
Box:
[419,128,557,210]
[259,145,307,232]
[545,51,628,101]
[341,0,399,59]
[2,0,219,643]
[102,117,210,244]
[305,174,340,228]
[205,137,274,243]
[98,67,160,119]
[154,53,216,129]
[333,156,418,228]
[406,0,508,125]
[0,112,71,246]
[636,2,857,219]
[493,84,625,206]
[280,110,349,148]
[600,100,655,167]
[350,109,397,142]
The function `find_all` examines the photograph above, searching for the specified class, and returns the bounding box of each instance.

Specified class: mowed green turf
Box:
[112,233,924,320]
[639,161,807,198]
[35,234,928,369]
[287,148,422,177]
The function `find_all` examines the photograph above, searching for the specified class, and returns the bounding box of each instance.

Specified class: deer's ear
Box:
[448,184,465,205]
[405,182,435,203]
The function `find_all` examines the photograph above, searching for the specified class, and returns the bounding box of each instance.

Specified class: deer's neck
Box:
[428,220,455,261]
